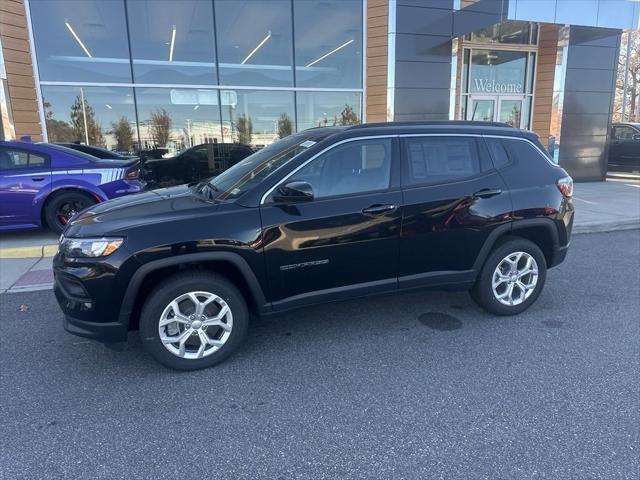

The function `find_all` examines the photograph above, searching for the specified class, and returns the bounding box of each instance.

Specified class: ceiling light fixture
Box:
[305,39,354,68]
[65,21,92,58]
[241,31,271,65]
[168,25,177,62]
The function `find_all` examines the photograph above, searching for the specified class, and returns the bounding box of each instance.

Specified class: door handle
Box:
[31,177,45,182]
[362,204,397,215]
[473,188,502,199]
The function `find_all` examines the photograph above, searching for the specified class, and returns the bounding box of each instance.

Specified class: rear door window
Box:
[401,136,486,187]
[0,148,49,170]
[484,138,511,169]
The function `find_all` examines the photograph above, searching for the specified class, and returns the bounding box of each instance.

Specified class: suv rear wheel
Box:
[139,272,248,370]
[470,237,547,315]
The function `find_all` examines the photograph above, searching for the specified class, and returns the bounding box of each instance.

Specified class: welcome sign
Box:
[473,78,524,94]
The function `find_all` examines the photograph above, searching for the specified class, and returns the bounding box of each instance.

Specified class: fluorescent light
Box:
[168,25,177,62]
[241,31,271,65]
[193,105,200,110]
[305,39,354,67]
[65,21,92,58]
[105,104,112,109]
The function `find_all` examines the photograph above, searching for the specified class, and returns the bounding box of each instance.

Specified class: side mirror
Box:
[633,134,640,141]
[273,181,314,203]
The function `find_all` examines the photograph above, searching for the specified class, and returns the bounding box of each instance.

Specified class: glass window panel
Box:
[526,52,535,94]
[135,88,222,155]
[42,86,138,153]
[220,90,295,148]
[510,0,556,23]
[555,0,598,27]
[403,137,481,186]
[291,138,391,198]
[294,0,362,88]
[470,50,527,94]
[468,21,535,45]
[484,138,511,169]
[0,149,29,169]
[296,91,361,132]
[127,0,217,85]
[612,126,637,141]
[215,0,293,87]
[29,153,47,167]
[499,99,522,127]
[597,1,639,29]
[29,0,131,82]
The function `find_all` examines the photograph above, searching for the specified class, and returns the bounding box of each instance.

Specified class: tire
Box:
[470,237,547,316]
[45,191,96,234]
[139,271,249,371]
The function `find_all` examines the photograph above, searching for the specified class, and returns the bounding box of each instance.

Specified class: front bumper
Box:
[54,278,129,343]
[62,313,128,343]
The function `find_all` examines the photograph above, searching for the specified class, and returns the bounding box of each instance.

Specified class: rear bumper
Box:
[549,242,569,268]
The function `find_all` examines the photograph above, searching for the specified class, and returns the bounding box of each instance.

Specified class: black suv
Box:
[54,122,574,370]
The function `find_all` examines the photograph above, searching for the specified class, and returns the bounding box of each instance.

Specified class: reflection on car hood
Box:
[65,185,216,236]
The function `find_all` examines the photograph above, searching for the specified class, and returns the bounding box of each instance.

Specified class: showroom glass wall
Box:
[28,0,364,153]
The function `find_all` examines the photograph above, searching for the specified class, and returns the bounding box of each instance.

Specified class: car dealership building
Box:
[0,0,638,180]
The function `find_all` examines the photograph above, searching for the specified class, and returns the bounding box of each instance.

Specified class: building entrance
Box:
[467,94,525,128]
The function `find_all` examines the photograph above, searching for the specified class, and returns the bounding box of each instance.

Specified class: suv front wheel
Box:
[139,272,248,370]
[470,237,547,315]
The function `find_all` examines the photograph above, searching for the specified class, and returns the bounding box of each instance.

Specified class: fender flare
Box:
[471,218,560,273]
[117,251,269,326]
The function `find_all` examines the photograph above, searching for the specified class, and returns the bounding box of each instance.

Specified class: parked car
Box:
[144,143,254,187]
[609,122,640,173]
[0,141,145,233]
[54,122,574,370]
[56,142,135,160]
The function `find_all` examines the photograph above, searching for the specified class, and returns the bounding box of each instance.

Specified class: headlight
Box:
[61,237,124,258]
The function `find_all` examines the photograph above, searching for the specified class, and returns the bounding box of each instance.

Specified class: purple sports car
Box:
[0,141,145,233]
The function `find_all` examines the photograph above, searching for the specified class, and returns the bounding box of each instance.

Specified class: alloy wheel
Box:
[158,291,233,359]
[491,251,539,306]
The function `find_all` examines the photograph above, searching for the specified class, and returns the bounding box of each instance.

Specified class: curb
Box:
[572,220,640,235]
[0,244,58,259]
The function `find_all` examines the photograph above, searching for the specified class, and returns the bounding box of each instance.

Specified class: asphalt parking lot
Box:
[1,229,639,479]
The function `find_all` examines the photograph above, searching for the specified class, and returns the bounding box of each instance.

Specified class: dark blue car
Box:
[0,141,145,233]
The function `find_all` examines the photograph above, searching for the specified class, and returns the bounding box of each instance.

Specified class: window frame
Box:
[261,135,399,205]
[0,147,51,172]
[399,134,493,189]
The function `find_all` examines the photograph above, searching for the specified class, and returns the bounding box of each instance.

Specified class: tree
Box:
[237,114,253,145]
[149,108,172,147]
[111,116,134,152]
[69,94,105,146]
[614,30,640,122]
[43,100,75,142]
[277,112,293,138]
[339,104,359,125]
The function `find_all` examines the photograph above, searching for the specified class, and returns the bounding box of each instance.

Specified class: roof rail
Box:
[347,120,514,129]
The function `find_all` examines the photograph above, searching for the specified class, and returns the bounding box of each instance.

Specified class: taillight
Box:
[556,176,573,198]
[125,166,140,180]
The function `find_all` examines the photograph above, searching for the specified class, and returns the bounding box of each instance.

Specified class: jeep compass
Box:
[54,122,574,370]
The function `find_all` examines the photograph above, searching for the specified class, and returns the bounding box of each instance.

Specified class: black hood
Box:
[65,185,218,236]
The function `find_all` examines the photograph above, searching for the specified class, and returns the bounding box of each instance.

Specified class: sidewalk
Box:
[1,179,638,293]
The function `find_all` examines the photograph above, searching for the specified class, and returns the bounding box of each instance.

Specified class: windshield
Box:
[197,133,317,201]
